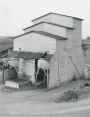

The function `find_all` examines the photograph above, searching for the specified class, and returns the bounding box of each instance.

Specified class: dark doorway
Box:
[36,68,47,88]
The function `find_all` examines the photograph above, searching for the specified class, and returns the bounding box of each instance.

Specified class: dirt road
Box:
[0,88,90,117]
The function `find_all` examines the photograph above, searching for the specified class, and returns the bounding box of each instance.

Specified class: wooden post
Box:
[2,67,5,84]
[43,69,49,88]
[44,70,45,86]
[35,69,39,88]
[47,69,49,88]
[35,59,38,80]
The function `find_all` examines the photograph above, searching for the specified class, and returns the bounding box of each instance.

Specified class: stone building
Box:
[11,13,84,88]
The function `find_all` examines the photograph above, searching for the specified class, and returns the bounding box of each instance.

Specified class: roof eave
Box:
[23,21,74,30]
[32,12,84,22]
[12,31,67,40]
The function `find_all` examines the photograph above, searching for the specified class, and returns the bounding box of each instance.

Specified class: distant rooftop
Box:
[82,37,90,45]
[0,37,13,52]
[0,36,13,40]
[32,12,84,22]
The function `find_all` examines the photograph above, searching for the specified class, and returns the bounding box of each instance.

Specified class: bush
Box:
[55,90,80,103]
[80,75,85,80]
[72,77,77,81]
[84,82,90,87]
[72,76,78,81]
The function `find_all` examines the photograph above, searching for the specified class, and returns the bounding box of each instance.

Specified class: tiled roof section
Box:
[13,31,67,40]
[23,22,74,30]
[9,51,53,61]
[8,51,19,58]
[17,52,42,60]
[32,12,84,22]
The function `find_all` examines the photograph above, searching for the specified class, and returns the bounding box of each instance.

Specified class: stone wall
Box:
[49,19,84,88]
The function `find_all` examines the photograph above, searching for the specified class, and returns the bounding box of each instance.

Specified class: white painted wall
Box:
[24,60,35,76]
[33,13,74,28]
[24,60,35,83]
[8,58,19,67]
[19,58,25,75]
[0,71,2,82]
[38,58,49,69]
[51,14,74,28]
[33,14,52,25]
[24,23,67,38]
[44,23,66,37]
[14,32,56,54]
[24,23,44,33]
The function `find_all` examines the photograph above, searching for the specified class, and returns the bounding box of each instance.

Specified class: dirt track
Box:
[0,90,90,117]
[0,79,90,117]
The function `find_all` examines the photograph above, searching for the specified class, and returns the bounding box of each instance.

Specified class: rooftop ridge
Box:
[32,12,84,22]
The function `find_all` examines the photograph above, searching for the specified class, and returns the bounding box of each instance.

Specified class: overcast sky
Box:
[0,0,90,38]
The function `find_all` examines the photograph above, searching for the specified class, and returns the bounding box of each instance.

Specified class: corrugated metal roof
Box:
[9,51,53,61]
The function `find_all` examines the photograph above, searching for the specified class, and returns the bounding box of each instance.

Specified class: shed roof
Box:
[9,51,53,61]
